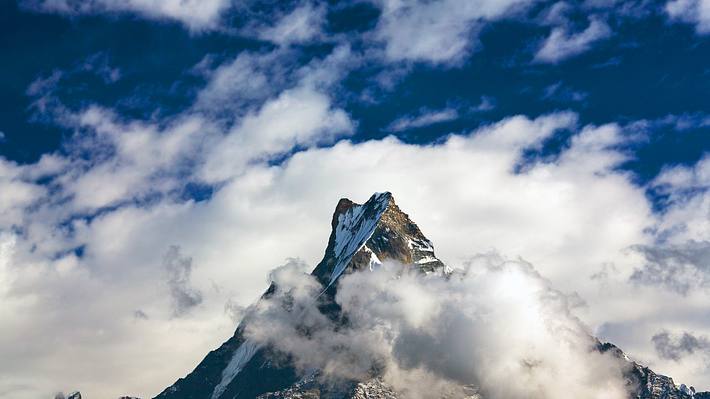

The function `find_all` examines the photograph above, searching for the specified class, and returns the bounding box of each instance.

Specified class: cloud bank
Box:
[1,98,707,397]
[245,257,630,399]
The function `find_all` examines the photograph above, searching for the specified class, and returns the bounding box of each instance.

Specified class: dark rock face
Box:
[155,192,706,399]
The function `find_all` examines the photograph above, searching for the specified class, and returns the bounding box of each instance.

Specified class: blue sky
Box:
[2,1,708,182]
[0,1,708,398]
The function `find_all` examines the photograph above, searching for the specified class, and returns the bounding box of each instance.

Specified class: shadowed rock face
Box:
[155,192,706,399]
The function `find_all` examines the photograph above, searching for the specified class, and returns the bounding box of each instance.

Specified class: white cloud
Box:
[372,0,533,65]
[194,45,355,117]
[385,108,459,132]
[666,0,710,34]
[59,108,211,212]
[22,0,231,31]
[246,258,630,399]
[0,110,684,398]
[534,17,612,63]
[0,159,53,227]
[652,155,710,243]
[198,85,354,183]
[29,48,355,213]
[257,4,326,45]
[194,52,282,115]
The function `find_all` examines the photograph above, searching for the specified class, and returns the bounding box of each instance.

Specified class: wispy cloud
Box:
[164,245,202,317]
[256,4,326,45]
[534,17,612,63]
[373,0,535,65]
[21,0,231,31]
[385,97,495,132]
[385,108,459,132]
[542,82,588,102]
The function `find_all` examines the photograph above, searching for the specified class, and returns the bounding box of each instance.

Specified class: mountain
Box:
[155,192,705,399]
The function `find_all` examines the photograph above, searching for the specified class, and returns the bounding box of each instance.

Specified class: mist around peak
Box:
[244,254,631,399]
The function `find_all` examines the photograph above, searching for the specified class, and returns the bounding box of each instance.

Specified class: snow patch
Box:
[365,246,382,271]
[328,193,389,286]
[415,255,439,264]
[211,340,260,399]
[407,237,434,253]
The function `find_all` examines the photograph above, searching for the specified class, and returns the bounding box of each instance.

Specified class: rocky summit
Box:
[155,192,706,399]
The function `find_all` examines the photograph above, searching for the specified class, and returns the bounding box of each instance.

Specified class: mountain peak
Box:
[313,191,445,287]
[330,191,393,230]
[156,191,444,399]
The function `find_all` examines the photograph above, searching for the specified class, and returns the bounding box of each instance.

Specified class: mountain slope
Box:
[156,192,704,399]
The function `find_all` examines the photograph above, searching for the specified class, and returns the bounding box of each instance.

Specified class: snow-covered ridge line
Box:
[328,192,391,286]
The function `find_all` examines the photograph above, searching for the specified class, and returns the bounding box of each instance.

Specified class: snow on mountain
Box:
[210,340,260,399]
[328,192,390,286]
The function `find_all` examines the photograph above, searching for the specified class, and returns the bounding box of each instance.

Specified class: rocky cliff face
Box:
[155,192,705,399]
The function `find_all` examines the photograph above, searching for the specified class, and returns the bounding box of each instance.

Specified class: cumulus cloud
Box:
[21,0,231,31]
[534,17,612,63]
[666,0,710,34]
[245,256,631,399]
[372,0,533,65]
[2,67,709,399]
[0,111,654,398]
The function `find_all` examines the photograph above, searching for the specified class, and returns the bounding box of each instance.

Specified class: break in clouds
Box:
[243,256,631,399]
